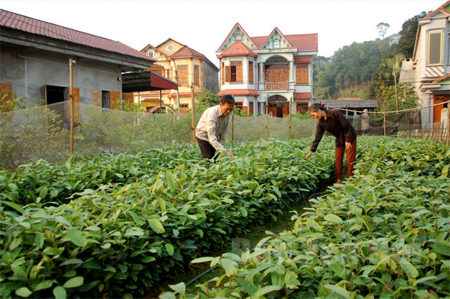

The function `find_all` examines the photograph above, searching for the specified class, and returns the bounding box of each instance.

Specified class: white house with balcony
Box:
[216,23,318,117]
[399,0,450,125]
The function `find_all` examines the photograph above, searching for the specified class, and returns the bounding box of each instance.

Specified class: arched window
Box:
[235,33,242,41]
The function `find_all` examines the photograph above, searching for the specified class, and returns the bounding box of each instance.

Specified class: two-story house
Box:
[399,0,450,124]
[135,39,219,113]
[216,23,318,117]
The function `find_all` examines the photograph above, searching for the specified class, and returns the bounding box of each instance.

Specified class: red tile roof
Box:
[219,23,318,52]
[217,41,258,58]
[424,0,450,18]
[0,9,153,61]
[218,89,260,96]
[170,46,205,59]
[432,73,450,83]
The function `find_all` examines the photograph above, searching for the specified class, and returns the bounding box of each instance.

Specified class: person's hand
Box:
[225,150,234,157]
[304,151,313,160]
[345,141,352,151]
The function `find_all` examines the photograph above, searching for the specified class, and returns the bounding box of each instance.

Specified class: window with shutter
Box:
[230,61,242,83]
[92,90,102,107]
[225,66,231,82]
[296,64,309,85]
[0,83,13,110]
[177,65,188,85]
[110,91,121,110]
[249,61,254,83]
[222,62,225,84]
[194,65,200,86]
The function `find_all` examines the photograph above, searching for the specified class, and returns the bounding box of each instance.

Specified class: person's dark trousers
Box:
[196,137,218,161]
[335,138,357,180]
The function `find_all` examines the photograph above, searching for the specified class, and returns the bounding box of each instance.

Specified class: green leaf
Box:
[434,241,450,257]
[60,259,84,266]
[400,259,419,278]
[324,284,350,299]
[39,187,48,199]
[1,200,24,213]
[148,219,165,234]
[15,287,32,297]
[63,276,84,288]
[141,256,156,263]
[166,170,176,192]
[441,164,449,177]
[221,258,237,276]
[324,214,343,224]
[191,257,216,264]
[53,286,67,299]
[159,292,176,299]
[34,280,54,291]
[115,173,124,179]
[252,285,281,297]
[169,282,185,295]
[11,264,27,281]
[165,243,175,256]
[236,278,258,295]
[67,229,87,247]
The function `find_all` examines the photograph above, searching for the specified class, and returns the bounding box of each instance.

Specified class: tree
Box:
[376,22,390,39]
[382,53,405,111]
[394,11,429,57]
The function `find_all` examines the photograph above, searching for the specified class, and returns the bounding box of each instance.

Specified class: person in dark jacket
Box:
[304,103,357,184]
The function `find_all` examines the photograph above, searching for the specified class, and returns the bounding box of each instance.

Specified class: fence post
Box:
[383,109,387,136]
[288,97,292,140]
[446,103,449,146]
[231,107,235,146]
[265,97,269,140]
[191,84,195,144]
[69,58,74,155]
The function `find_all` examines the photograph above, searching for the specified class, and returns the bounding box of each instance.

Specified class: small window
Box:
[235,33,242,41]
[429,32,442,65]
[273,39,280,48]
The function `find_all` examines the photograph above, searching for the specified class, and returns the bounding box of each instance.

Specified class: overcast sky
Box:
[1,0,444,66]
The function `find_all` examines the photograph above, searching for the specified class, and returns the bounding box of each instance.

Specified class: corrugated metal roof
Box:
[0,9,153,61]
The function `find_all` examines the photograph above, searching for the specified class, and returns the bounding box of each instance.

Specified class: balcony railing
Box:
[265,82,289,90]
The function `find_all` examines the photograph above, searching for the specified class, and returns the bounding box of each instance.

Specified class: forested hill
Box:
[313,11,429,107]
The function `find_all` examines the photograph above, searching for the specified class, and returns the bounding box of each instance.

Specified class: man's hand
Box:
[225,150,234,157]
[304,151,313,160]
[345,141,352,151]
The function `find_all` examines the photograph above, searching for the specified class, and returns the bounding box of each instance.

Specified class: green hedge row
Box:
[161,137,450,299]
[0,138,335,299]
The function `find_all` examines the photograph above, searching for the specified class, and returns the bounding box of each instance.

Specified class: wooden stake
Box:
[383,109,387,136]
[288,97,292,140]
[191,84,195,144]
[231,107,234,146]
[446,102,450,146]
[265,97,269,140]
[69,58,74,155]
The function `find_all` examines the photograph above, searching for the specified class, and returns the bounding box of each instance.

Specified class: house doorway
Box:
[433,94,449,123]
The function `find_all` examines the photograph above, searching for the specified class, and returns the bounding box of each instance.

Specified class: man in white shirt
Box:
[195,94,235,160]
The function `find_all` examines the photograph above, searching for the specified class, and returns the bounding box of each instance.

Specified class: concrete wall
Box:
[1,43,122,106]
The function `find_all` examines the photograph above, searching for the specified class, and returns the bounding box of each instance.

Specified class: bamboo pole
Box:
[231,107,235,145]
[288,97,292,140]
[69,58,74,155]
[265,97,269,140]
[191,84,195,144]
[446,104,449,146]
[383,109,387,136]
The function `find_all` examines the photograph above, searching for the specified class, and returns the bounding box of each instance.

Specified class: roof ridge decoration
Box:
[260,27,292,50]
[217,22,257,52]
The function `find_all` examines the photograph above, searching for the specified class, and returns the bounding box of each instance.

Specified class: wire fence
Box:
[0,101,449,170]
